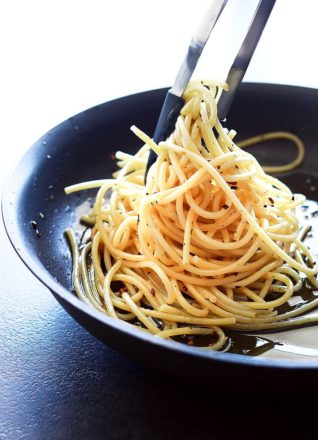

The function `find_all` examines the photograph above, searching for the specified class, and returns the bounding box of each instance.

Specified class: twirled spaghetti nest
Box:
[66,80,317,349]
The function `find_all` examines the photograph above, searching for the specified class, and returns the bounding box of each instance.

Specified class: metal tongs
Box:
[145,0,276,179]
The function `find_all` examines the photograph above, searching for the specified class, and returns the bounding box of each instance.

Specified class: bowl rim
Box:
[3,81,318,370]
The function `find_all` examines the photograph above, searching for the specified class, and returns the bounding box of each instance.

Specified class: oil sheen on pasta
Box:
[65,80,318,353]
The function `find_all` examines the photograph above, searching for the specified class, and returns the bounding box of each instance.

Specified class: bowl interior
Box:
[6,88,167,290]
[3,83,318,369]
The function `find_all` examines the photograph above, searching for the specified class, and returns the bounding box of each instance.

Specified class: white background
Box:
[1,0,318,185]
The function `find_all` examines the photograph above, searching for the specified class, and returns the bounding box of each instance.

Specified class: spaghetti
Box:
[65,79,317,349]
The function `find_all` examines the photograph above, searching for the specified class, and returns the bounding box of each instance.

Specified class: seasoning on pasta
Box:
[65,79,317,350]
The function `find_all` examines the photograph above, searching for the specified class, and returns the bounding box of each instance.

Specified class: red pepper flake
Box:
[268,197,274,205]
[188,340,194,345]
[228,181,237,185]
[222,204,229,209]
[110,153,116,160]
[231,186,238,190]
[31,220,38,229]
[150,288,155,296]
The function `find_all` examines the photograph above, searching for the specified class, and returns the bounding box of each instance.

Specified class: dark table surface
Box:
[2,0,318,436]
[2,203,318,440]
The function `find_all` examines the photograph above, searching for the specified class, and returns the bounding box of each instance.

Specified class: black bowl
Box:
[3,83,318,392]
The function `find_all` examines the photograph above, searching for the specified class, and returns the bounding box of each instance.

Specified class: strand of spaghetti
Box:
[139,308,236,326]
[156,327,215,338]
[172,281,209,317]
[65,229,91,305]
[237,131,305,173]
[234,312,318,331]
[185,284,256,320]
[208,286,257,317]
[156,326,227,351]
[80,243,105,311]
[238,273,293,309]
[122,293,160,334]
[103,260,122,319]
[183,209,194,265]
[91,231,105,283]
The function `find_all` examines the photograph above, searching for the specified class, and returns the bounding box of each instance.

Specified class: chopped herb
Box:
[268,197,274,205]
[311,210,318,217]
[231,186,238,190]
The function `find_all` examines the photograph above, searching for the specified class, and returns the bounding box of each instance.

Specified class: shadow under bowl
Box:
[3,83,318,392]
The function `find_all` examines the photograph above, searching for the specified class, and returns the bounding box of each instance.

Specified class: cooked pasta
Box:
[65,79,317,350]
